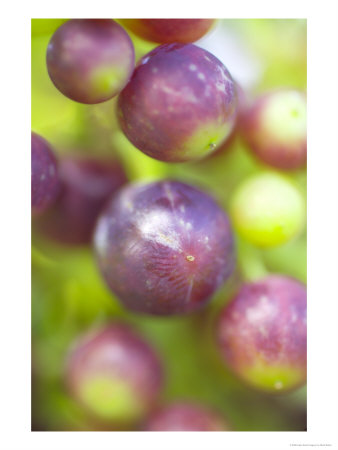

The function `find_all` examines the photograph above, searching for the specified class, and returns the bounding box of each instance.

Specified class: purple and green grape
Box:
[47,19,135,104]
[216,275,307,393]
[118,43,237,162]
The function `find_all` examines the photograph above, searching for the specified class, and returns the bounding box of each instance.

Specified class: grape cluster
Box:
[32,19,307,431]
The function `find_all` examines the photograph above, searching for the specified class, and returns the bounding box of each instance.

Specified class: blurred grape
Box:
[216,275,307,392]
[120,19,216,44]
[34,155,128,245]
[47,19,135,104]
[31,132,60,215]
[230,172,305,247]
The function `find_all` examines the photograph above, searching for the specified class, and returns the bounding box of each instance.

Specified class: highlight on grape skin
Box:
[65,323,163,424]
[144,402,230,431]
[93,180,235,315]
[31,132,60,215]
[120,19,216,44]
[216,275,307,393]
[35,155,128,245]
[46,19,135,104]
[241,89,307,170]
[117,43,238,162]
[230,172,305,248]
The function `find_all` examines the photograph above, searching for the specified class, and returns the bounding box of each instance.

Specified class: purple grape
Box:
[240,89,307,170]
[93,180,235,315]
[145,402,230,431]
[46,19,135,104]
[35,155,127,245]
[120,19,216,44]
[31,132,60,215]
[117,44,237,162]
[66,323,163,424]
[216,275,307,392]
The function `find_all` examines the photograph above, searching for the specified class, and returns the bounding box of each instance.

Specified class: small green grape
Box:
[230,172,305,247]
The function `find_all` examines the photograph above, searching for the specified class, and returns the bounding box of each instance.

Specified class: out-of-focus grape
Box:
[93,180,235,315]
[31,132,60,215]
[34,155,128,245]
[144,402,230,431]
[65,323,163,424]
[230,172,305,247]
[46,19,135,104]
[120,19,216,44]
[216,275,307,392]
[240,89,307,170]
[117,43,237,162]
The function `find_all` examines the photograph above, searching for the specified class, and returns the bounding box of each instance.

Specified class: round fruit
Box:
[120,19,216,44]
[66,323,163,424]
[31,132,60,215]
[118,43,237,162]
[241,89,307,170]
[35,155,127,245]
[230,172,305,247]
[216,275,307,392]
[93,180,235,315]
[145,402,230,431]
[46,19,135,104]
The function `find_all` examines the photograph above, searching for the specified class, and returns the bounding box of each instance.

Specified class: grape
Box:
[35,155,127,245]
[46,19,135,104]
[216,275,307,393]
[240,89,307,170]
[31,132,60,215]
[144,402,230,431]
[93,180,235,315]
[117,43,237,162]
[120,19,216,44]
[65,323,163,424]
[230,172,305,247]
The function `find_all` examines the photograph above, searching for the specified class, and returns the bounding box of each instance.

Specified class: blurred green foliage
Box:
[31,19,307,431]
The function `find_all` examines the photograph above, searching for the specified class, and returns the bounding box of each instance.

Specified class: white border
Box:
[1,1,338,449]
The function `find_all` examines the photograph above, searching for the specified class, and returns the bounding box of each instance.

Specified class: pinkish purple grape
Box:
[46,19,135,104]
[93,180,235,316]
[35,155,127,245]
[65,323,163,424]
[31,132,60,215]
[216,275,307,393]
[120,19,216,44]
[117,44,237,162]
[145,402,230,431]
[240,89,307,170]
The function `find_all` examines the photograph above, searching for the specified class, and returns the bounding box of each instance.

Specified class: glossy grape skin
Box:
[216,275,307,393]
[65,323,163,424]
[241,90,307,170]
[230,172,305,248]
[94,180,235,315]
[31,132,60,215]
[144,402,230,431]
[118,43,237,162]
[35,156,127,245]
[120,19,216,44]
[46,19,135,104]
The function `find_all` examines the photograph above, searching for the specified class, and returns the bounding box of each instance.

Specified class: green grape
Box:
[230,172,305,247]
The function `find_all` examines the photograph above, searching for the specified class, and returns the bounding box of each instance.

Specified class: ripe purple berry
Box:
[94,180,235,315]
[31,132,60,215]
